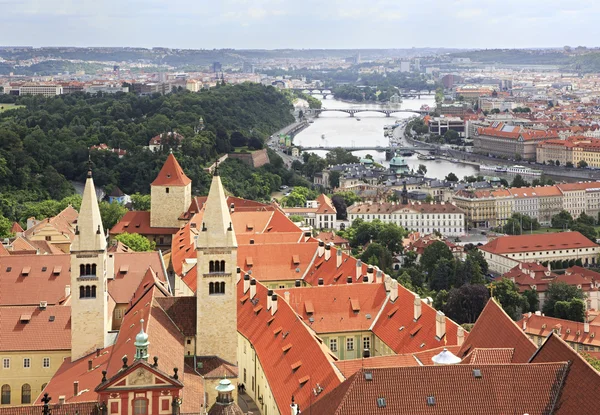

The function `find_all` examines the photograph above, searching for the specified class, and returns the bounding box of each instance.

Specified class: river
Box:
[293,95,480,180]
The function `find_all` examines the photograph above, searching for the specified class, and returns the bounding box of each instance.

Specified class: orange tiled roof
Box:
[109,252,168,304]
[480,231,598,255]
[151,153,191,186]
[519,314,600,347]
[531,332,600,415]
[109,210,179,236]
[10,222,23,233]
[458,299,537,363]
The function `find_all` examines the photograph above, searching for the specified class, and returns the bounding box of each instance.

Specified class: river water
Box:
[294,95,479,180]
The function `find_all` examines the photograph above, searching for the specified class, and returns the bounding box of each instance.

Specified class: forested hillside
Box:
[0,84,299,221]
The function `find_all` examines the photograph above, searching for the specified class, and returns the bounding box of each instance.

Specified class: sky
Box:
[0,0,598,49]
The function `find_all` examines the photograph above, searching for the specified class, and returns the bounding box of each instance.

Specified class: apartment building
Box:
[508,186,563,226]
[538,136,600,168]
[474,123,558,160]
[18,84,62,97]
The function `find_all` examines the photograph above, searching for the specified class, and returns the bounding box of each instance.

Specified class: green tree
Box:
[578,160,588,168]
[0,213,12,238]
[335,191,361,207]
[455,255,485,286]
[360,242,393,273]
[551,210,574,229]
[329,171,341,189]
[510,174,530,188]
[377,223,407,254]
[571,221,597,242]
[443,284,490,324]
[430,258,455,291]
[114,232,156,251]
[582,353,600,371]
[542,282,585,318]
[555,160,560,166]
[330,195,347,220]
[576,212,595,226]
[523,289,540,312]
[467,249,489,275]
[131,193,151,211]
[568,298,586,322]
[566,161,574,168]
[445,172,459,182]
[420,241,453,277]
[99,200,128,231]
[417,164,427,175]
[491,278,527,320]
[325,148,359,165]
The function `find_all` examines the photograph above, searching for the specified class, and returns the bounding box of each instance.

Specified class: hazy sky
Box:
[1,0,598,49]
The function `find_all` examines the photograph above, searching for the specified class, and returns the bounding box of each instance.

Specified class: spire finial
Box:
[214,158,220,177]
[87,151,92,178]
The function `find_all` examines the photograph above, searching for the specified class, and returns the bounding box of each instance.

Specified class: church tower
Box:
[70,169,109,361]
[195,168,238,364]
[150,153,192,228]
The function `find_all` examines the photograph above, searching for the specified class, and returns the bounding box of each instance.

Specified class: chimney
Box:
[250,279,257,299]
[284,291,290,303]
[73,381,79,397]
[523,319,527,330]
[295,279,301,287]
[96,348,101,357]
[236,267,241,283]
[585,322,590,333]
[336,249,342,268]
[88,360,93,371]
[318,278,324,286]
[390,280,398,302]
[376,269,383,284]
[363,275,369,282]
[318,241,325,257]
[356,259,362,280]
[271,295,278,316]
[325,244,331,261]
[347,276,352,284]
[59,396,65,405]
[107,253,115,279]
[243,274,250,294]
[367,266,374,283]
[436,311,446,339]
[304,231,311,242]
[291,396,299,415]
[414,295,422,321]
[457,326,465,347]
[230,202,235,214]
[65,285,71,298]
[267,289,273,310]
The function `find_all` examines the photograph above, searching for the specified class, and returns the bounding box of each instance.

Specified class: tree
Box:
[467,249,489,275]
[542,282,585,318]
[578,160,588,168]
[329,171,341,189]
[99,200,128,231]
[131,193,151,211]
[571,221,597,242]
[114,232,156,252]
[417,164,427,175]
[551,210,573,229]
[360,242,393,273]
[443,284,490,324]
[377,223,407,254]
[555,160,560,166]
[443,129,460,144]
[576,212,595,226]
[491,278,527,320]
[566,161,574,168]
[567,298,586,322]
[523,289,540,312]
[510,174,530,188]
[420,241,453,277]
[455,256,485,286]
[331,195,347,220]
[445,172,459,182]
[0,213,12,238]
[430,258,455,291]
[424,194,433,203]
[335,191,361,207]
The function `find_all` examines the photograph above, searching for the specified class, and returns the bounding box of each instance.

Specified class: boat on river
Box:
[417,154,436,161]
[506,165,542,176]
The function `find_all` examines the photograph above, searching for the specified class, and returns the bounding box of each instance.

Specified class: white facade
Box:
[19,85,62,97]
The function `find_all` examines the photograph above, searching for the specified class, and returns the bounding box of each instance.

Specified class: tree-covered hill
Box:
[0,84,299,219]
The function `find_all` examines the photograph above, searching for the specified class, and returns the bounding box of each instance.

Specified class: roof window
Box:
[473,369,482,378]
[364,372,373,381]
[377,398,386,408]
[427,396,436,406]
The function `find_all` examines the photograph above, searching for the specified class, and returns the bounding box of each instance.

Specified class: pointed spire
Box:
[199,175,237,248]
[151,153,191,187]
[72,170,106,252]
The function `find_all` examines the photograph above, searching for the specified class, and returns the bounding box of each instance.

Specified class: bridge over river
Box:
[300,145,434,152]
[310,108,428,117]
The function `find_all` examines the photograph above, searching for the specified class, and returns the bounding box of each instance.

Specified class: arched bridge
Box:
[301,145,435,152]
[311,108,428,117]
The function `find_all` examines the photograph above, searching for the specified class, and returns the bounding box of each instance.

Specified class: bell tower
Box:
[195,167,238,364]
[70,168,109,361]
[150,153,192,228]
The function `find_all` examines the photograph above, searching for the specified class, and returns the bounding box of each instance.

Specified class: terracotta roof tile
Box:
[109,252,168,304]
[109,211,179,236]
[151,153,191,186]
[480,231,598,255]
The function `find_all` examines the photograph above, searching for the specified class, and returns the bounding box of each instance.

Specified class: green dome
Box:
[390,157,408,166]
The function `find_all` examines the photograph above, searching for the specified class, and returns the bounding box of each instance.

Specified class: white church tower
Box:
[70,168,109,361]
[195,167,238,364]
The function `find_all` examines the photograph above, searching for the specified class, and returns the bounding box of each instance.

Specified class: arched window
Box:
[92,264,97,275]
[214,261,221,272]
[219,282,226,294]
[85,264,91,275]
[133,398,148,415]
[79,264,85,276]
[85,286,91,298]
[41,384,47,392]
[80,286,85,298]
[91,285,97,298]
[220,260,226,273]
[1,385,10,405]
[21,384,31,404]
[209,261,214,273]
[209,282,214,295]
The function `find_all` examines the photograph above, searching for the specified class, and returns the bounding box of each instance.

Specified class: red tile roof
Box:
[10,222,23,233]
[461,348,515,364]
[306,364,568,415]
[237,279,343,414]
[458,299,537,363]
[519,314,600,347]
[274,283,387,333]
[109,210,179,236]
[372,285,463,354]
[480,231,598,255]
[0,305,71,352]
[238,242,318,282]
[530,333,600,415]
[109,251,168,304]
[151,153,191,186]
[0,254,71,306]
